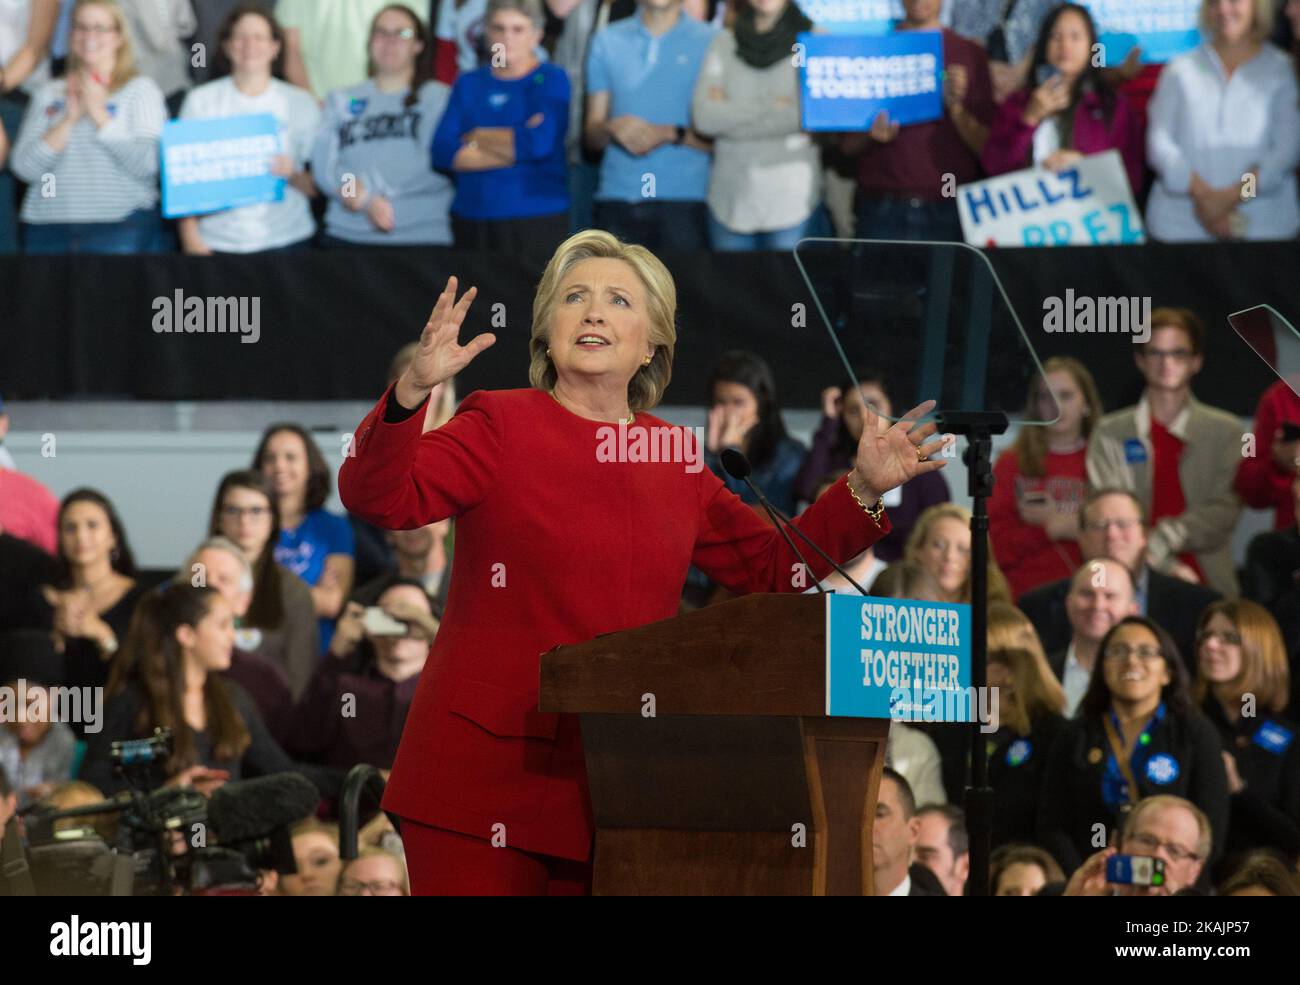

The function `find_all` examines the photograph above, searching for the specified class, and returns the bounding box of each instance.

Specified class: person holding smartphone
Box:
[1236,379,1300,530]
[1064,795,1213,896]
[981,3,1144,193]
[287,577,437,772]
[989,357,1102,599]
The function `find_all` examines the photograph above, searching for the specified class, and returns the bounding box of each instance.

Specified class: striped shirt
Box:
[11,75,167,224]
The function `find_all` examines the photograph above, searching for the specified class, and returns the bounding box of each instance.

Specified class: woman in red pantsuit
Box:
[339,230,951,895]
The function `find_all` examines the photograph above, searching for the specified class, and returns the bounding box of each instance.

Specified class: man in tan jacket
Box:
[1086,308,1242,596]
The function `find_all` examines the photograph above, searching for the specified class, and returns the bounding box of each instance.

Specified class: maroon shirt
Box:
[857,28,994,201]
[287,658,420,771]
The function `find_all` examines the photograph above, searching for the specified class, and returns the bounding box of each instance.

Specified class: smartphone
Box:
[363,607,408,637]
[1105,854,1166,887]
[1281,421,1300,442]
[1035,64,1060,87]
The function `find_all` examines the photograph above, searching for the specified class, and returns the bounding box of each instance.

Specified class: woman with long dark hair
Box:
[310,4,454,247]
[80,583,340,798]
[18,488,144,702]
[252,424,354,655]
[989,356,1103,599]
[208,469,319,695]
[703,349,806,517]
[981,3,1144,193]
[796,370,949,559]
[1037,615,1229,872]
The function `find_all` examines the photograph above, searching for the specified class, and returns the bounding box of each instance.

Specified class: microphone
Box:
[207,773,321,845]
[720,449,868,596]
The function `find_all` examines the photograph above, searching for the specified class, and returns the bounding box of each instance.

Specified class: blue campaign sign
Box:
[799,31,944,131]
[825,594,972,721]
[1083,0,1202,65]
[794,0,901,35]
[160,114,285,219]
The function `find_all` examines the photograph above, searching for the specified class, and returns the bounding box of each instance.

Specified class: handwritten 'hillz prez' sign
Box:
[957,150,1146,248]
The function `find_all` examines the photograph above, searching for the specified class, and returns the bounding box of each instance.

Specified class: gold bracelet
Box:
[846,472,885,523]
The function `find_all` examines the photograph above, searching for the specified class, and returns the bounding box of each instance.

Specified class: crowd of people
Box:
[0,0,1298,255]
[5,293,1300,896]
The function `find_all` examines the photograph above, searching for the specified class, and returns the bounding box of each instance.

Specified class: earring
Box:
[546,347,551,356]
[643,356,652,366]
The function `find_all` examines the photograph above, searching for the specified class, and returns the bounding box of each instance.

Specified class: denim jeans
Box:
[0,93,29,255]
[854,195,964,243]
[592,199,709,252]
[23,207,165,254]
[707,205,832,252]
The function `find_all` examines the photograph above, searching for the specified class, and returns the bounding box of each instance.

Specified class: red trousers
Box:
[399,816,592,896]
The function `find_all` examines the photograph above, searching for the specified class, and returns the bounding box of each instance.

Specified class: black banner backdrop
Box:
[0,241,1293,416]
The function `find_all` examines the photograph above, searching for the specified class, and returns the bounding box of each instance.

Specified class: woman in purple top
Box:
[981,3,1144,195]
[795,370,949,562]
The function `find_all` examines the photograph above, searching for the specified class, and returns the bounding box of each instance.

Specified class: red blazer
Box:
[1235,379,1300,530]
[339,385,889,861]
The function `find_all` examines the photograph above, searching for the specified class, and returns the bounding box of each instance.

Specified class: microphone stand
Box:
[936,410,1007,898]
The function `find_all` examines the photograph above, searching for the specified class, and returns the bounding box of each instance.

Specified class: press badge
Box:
[1123,438,1148,464]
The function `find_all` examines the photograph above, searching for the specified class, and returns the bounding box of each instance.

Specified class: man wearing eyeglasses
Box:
[1020,488,1222,667]
[1064,795,1211,896]
[1086,307,1243,597]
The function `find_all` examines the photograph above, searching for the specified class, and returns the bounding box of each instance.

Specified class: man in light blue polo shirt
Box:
[583,0,716,251]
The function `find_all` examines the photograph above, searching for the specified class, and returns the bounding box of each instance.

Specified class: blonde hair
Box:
[987,603,1067,731]
[904,503,1012,606]
[1201,0,1274,43]
[1193,599,1291,714]
[529,230,677,412]
[1013,356,1103,476]
[340,846,410,896]
[67,0,139,92]
[1122,795,1212,861]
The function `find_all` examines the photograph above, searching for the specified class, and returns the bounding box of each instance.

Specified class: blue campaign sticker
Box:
[1005,738,1033,767]
[1123,438,1148,464]
[1253,720,1295,756]
[349,97,368,116]
[1145,753,1180,785]
[825,594,972,721]
[46,99,64,117]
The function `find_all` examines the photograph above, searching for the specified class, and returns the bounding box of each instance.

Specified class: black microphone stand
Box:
[936,410,1007,898]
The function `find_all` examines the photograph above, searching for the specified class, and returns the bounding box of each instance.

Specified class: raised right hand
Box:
[396,276,495,408]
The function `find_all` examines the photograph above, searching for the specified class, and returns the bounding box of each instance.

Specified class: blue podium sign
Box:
[161,114,286,219]
[825,594,972,721]
[799,31,944,132]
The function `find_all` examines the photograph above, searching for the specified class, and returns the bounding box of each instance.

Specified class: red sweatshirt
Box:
[989,445,1087,600]
[1235,379,1300,530]
[339,385,888,860]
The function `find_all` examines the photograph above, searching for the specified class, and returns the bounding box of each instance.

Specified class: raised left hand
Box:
[851,399,950,501]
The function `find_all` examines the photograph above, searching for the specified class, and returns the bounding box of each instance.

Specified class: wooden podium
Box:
[539,593,889,896]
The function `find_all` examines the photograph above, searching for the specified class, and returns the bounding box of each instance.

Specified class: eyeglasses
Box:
[1197,628,1242,647]
[1103,643,1165,663]
[338,878,402,895]
[1126,832,1200,864]
[73,23,119,35]
[372,27,416,40]
[1139,347,1193,362]
[221,505,270,520]
[1082,518,1140,533]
